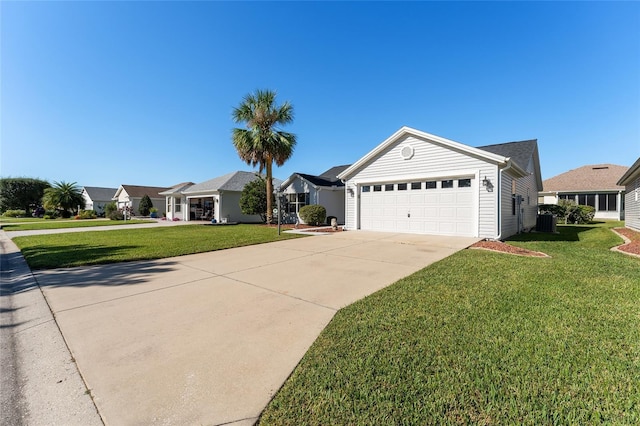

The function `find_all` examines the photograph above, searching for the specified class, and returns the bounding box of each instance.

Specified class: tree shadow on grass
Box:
[507,225,597,243]
[20,244,151,270]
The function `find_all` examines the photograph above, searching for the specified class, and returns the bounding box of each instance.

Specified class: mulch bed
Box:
[262,224,344,232]
[611,227,640,257]
[470,240,550,257]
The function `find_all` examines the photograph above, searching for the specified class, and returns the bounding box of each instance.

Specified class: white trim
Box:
[351,169,478,186]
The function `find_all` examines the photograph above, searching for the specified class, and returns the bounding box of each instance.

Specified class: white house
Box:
[81,186,117,215]
[162,171,281,223]
[279,165,350,224]
[113,184,171,216]
[617,157,640,231]
[337,127,542,239]
[539,164,628,220]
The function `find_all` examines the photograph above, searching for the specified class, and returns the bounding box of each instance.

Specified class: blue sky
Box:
[2,1,639,189]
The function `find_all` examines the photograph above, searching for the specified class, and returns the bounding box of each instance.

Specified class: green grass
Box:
[13,224,303,269]
[2,218,155,231]
[260,221,640,425]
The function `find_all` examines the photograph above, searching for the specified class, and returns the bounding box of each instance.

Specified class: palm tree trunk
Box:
[266,159,273,224]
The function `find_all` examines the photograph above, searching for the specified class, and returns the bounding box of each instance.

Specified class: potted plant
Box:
[149,207,158,218]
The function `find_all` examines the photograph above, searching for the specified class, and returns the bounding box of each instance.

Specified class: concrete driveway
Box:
[34,231,478,425]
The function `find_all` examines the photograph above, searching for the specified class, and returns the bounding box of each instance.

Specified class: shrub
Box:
[45,209,59,219]
[138,195,153,216]
[77,209,97,220]
[43,215,52,220]
[299,205,327,226]
[105,201,117,217]
[540,201,595,224]
[108,210,124,221]
[2,209,26,217]
[569,205,595,224]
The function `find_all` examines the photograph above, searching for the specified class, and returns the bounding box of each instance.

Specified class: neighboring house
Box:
[337,126,543,239]
[113,184,172,216]
[162,171,281,223]
[279,165,351,224]
[81,186,117,215]
[617,157,640,231]
[159,182,195,221]
[539,164,628,220]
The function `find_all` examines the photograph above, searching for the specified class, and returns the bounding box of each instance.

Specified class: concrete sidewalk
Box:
[7,230,477,425]
[4,218,193,238]
[0,231,103,426]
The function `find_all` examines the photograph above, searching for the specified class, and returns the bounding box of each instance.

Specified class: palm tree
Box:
[232,89,296,223]
[42,181,85,218]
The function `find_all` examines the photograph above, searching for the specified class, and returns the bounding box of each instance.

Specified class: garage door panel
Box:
[359,178,475,237]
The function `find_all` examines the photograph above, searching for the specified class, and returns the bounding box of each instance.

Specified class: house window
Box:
[385,184,394,191]
[411,182,422,190]
[425,181,436,189]
[458,179,471,188]
[577,194,596,207]
[560,194,577,203]
[398,183,407,191]
[175,198,181,213]
[286,193,309,214]
[373,185,382,192]
[597,193,617,211]
[362,186,371,193]
[441,180,453,189]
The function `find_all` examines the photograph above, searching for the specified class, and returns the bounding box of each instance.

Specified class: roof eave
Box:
[617,157,640,186]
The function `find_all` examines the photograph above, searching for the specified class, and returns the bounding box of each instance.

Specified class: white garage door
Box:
[359,178,476,236]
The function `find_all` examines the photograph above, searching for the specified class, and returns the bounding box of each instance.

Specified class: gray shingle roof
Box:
[477,140,537,171]
[83,186,118,201]
[121,185,171,198]
[319,165,351,179]
[183,171,281,194]
[543,164,628,192]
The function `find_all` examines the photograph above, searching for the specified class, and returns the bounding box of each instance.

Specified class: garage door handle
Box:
[407,212,410,218]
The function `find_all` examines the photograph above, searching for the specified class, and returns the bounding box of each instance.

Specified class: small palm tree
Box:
[232,89,296,223]
[42,181,85,218]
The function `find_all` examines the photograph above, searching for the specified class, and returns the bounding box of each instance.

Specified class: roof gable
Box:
[82,186,118,201]
[543,164,628,192]
[119,185,171,198]
[183,171,280,194]
[338,127,525,180]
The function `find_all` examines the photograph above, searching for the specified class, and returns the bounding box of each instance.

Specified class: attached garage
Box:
[338,127,543,240]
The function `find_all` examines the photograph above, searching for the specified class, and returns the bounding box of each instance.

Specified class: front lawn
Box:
[260,222,640,424]
[13,224,303,269]
[2,219,154,231]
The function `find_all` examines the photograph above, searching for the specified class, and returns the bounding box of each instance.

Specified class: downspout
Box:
[495,160,513,240]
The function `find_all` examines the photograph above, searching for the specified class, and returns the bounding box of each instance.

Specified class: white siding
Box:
[624,177,640,231]
[317,189,345,224]
[500,174,517,238]
[344,134,499,237]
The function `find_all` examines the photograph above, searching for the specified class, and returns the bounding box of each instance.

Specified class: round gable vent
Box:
[400,145,414,160]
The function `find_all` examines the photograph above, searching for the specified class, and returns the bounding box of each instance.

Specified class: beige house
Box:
[113,184,173,216]
[539,164,628,220]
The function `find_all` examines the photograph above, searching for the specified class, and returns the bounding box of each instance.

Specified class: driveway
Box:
[34,231,478,425]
